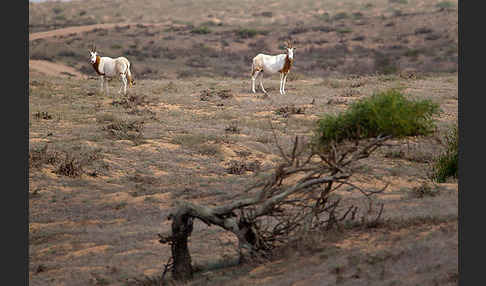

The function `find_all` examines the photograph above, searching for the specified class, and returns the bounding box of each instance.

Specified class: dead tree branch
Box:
[159,135,392,281]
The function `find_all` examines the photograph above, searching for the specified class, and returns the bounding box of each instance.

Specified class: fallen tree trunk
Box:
[159,135,390,281]
[169,210,194,281]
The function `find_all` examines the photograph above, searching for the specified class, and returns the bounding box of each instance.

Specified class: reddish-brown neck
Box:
[92,55,104,75]
[280,54,293,74]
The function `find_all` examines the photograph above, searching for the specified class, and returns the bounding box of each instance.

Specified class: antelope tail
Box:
[126,65,134,87]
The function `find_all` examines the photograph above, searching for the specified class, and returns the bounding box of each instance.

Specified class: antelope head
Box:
[285,40,295,61]
[88,43,98,64]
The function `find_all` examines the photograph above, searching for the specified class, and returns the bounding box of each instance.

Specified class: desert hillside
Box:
[29,0,457,79]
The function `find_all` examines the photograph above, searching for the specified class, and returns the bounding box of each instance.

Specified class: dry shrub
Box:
[56,148,104,177]
[341,88,360,97]
[217,89,233,99]
[430,124,458,182]
[200,88,234,101]
[235,150,251,158]
[163,82,178,93]
[275,104,305,117]
[200,89,212,101]
[111,94,150,109]
[225,122,241,134]
[411,182,439,198]
[327,98,348,105]
[349,80,365,88]
[30,145,104,177]
[34,111,53,120]
[197,144,222,156]
[112,95,156,118]
[104,119,144,134]
[55,154,84,177]
[29,145,60,169]
[225,160,261,175]
[103,119,145,144]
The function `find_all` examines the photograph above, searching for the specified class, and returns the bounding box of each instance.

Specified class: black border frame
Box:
[9,0,28,285]
[459,1,481,285]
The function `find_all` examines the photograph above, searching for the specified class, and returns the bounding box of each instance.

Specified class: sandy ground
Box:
[28,72,458,285]
[29,60,86,79]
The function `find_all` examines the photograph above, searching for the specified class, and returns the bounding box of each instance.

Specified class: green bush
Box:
[404,49,421,58]
[436,1,455,10]
[333,12,349,21]
[236,28,257,38]
[314,89,440,147]
[430,125,458,182]
[316,13,331,21]
[55,15,66,21]
[235,28,268,39]
[336,27,352,34]
[52,7,63,14]
[191,26,212,34]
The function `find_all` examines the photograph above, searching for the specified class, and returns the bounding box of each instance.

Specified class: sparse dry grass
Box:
[29,0,457,285]
[29,71,457,285]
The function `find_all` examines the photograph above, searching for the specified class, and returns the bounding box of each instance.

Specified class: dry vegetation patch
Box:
[274,104,306,118]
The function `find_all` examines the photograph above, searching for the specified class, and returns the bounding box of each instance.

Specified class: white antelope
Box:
[251,40,295,95]
[89,44,135,96]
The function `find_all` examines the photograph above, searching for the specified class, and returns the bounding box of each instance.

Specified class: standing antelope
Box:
[89,44,135,96]
[251,40,295,95]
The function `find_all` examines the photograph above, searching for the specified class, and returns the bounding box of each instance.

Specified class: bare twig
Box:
[336,180,389,197]
[161,257,174,282]
[267,119,291,164]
